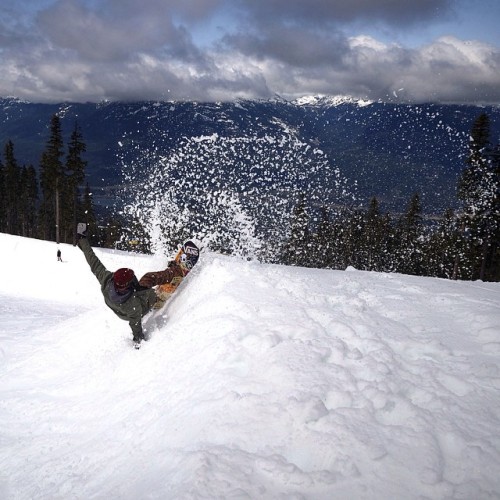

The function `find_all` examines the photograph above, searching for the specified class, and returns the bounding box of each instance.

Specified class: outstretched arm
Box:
[78,238,113,287]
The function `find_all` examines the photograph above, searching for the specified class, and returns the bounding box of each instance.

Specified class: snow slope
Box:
[0,233,499,499]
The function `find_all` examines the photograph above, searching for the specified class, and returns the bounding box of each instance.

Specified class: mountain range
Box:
[1,96,499,215]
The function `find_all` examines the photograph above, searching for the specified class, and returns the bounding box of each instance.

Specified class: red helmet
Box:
[113,268,134,289]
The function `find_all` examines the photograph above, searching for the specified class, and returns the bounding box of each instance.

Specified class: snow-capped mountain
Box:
[293,94,373,107]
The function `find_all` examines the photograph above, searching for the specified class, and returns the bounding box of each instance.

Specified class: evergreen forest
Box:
[0,114,98,246]
[283,113,499,281]
[1,112,498,281]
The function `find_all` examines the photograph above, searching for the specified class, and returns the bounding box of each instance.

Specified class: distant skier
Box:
[75,223,185,349]
[57,248,62,262]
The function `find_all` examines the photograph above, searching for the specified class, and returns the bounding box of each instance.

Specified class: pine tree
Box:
[424,209,460,279]
[486,142,500,280]
[65,121,87,244]
[457,113,499,280]
[40,114,65,242]
[458,113,490,213]
[3,140,21,235]
[328,209,351,270]
[19,165,38,237]
[363,198,395,272]
[0,158,4,232]
[396,193,424,275]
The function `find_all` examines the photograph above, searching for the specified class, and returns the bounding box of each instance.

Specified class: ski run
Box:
[0,232,499,499]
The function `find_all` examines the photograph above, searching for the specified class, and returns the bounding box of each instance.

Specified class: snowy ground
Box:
[0,232,499,499]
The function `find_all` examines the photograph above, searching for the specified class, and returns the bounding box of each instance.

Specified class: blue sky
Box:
[0,0,499,103]
[359,0,499,48]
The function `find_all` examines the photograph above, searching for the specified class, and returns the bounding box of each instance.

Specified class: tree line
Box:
[2,111,498,281]
[0,114,97,245]
[282,113,500,282]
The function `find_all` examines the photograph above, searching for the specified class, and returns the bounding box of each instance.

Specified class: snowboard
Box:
[153,240,200,309]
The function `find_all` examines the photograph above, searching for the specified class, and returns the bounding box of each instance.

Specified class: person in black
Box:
[76,224,184,348]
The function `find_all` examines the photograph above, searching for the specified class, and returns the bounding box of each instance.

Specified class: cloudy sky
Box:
[1,0,499,104]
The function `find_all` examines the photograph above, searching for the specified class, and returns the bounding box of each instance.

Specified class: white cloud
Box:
[0,1,499,103]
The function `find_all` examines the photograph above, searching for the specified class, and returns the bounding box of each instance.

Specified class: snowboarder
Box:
[75,223,185,348]
[57,248,62,262]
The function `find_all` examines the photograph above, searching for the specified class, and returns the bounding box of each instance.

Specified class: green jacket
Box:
[78,238,157,340]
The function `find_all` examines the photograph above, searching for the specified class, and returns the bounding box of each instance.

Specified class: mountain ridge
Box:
[1,96,499,214]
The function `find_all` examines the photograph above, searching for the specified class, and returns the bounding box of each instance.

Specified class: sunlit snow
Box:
[1,233,499,499]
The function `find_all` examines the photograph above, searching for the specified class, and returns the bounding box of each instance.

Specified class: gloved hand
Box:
[76,222,87,239]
